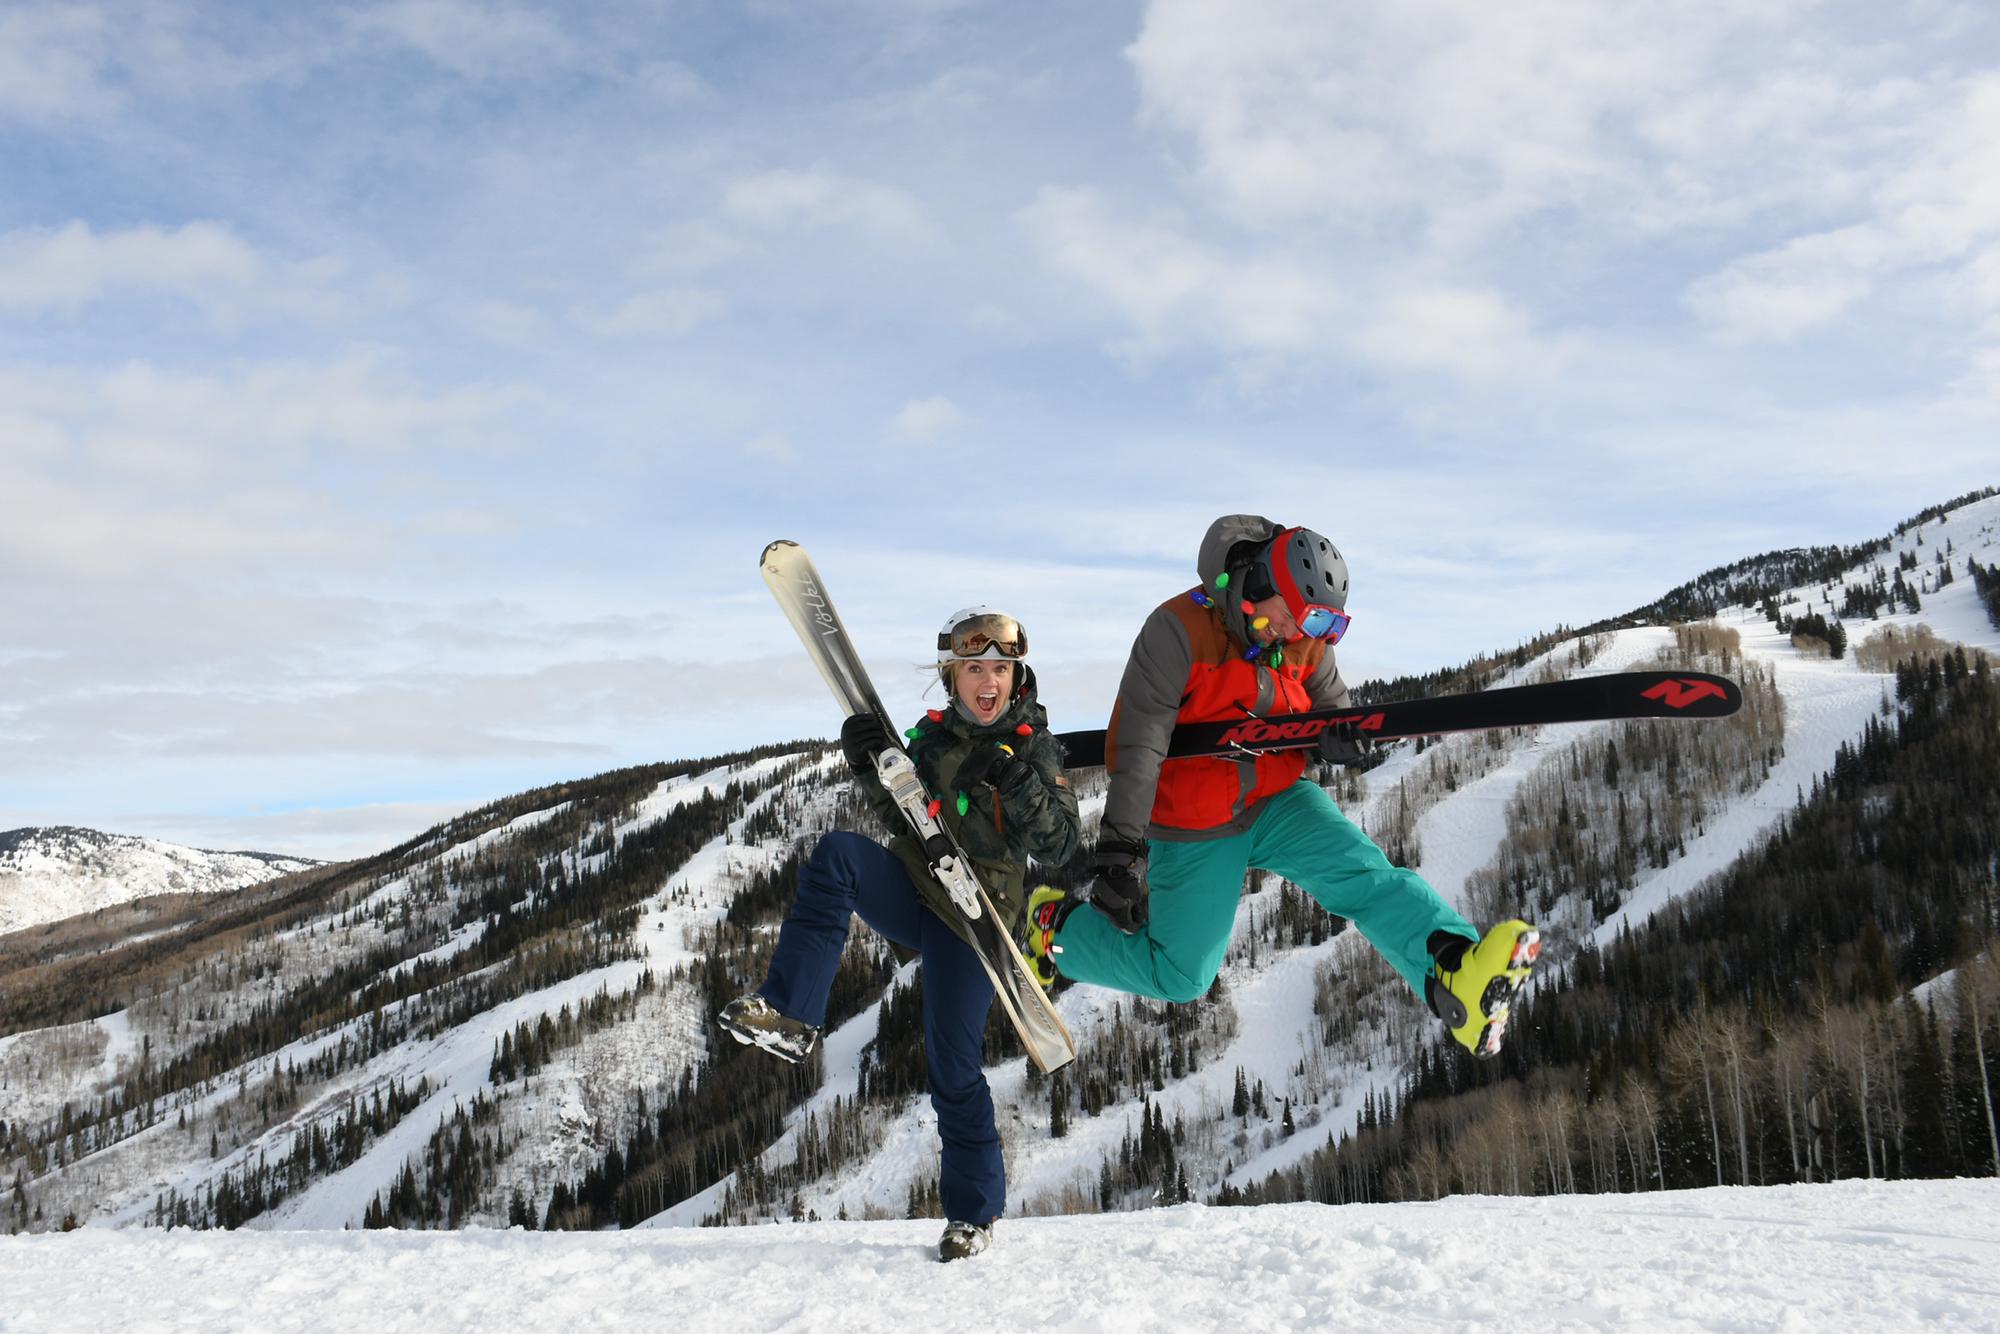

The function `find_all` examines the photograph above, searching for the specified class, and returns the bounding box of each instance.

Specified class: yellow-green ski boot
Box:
[1023,885,1069,989]
[1426,921,1541,1059]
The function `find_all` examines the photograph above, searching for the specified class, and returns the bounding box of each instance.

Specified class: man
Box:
[1028,515,1539,1057]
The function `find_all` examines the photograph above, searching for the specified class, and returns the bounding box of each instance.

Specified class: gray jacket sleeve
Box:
[1101,608,1193,847]
[1302,645,1352,711]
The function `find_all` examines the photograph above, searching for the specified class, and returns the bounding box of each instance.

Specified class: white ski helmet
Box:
[936,606,1028,665]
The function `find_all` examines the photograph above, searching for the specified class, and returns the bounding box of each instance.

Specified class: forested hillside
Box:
[1229,649,1998,1206]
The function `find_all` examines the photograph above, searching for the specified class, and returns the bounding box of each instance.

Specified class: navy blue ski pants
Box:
[759,830,1003,1226]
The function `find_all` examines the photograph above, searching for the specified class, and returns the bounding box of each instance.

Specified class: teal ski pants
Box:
[1053,781,1475,1003]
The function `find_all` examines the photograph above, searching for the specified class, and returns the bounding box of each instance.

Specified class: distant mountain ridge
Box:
[0,826,320,937]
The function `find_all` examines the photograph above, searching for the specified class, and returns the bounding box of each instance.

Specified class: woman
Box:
[719,606,1080,1261]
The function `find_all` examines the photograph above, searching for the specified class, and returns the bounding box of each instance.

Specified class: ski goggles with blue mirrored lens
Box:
[1296,604,1352,643]
[940,613,1027,659]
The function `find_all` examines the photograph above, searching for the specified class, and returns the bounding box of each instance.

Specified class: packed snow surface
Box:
[4,1179,1995,1332]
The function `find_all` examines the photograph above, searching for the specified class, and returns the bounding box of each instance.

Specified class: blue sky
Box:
[3,0,1997,858]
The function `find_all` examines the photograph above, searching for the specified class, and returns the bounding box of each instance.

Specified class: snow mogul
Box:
[1025,515,1540,1058]
[720,607,1081,1261]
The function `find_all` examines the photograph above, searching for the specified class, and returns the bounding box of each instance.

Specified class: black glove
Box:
[1088,837,1149,934]
[954,742,1034,798]
[839,713,893,778]
[1316,719,1375,767]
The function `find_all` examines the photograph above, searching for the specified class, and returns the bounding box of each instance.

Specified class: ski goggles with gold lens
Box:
[940,614,1027,659]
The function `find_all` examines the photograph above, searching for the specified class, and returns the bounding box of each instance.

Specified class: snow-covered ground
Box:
[6,1179,1995,1332]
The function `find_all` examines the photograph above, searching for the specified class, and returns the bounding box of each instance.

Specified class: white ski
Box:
[760,539,1077,1074]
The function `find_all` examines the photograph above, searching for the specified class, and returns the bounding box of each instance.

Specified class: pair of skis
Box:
[760,540,1079,1074]
[1052,670,1741,769]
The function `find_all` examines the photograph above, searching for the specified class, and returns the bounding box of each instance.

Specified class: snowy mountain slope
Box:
[0,827,318,937]
[5,1179,1996,1332]
[1592,622,1889,945]
[251,756,827,1232]
[26,754,828,1234]
[1,750,834,1232]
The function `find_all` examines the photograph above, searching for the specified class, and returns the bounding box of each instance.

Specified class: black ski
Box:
[760,540,1077,1074]
[1056,670,1741,770]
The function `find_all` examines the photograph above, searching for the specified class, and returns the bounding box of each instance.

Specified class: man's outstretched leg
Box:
[1250,782,1539,1057]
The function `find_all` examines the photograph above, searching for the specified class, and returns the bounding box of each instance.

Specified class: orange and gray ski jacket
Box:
[1102,515,1351,846]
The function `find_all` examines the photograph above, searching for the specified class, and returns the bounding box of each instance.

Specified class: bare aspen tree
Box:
[1766,1007,1809,1182]
[1852,1010,1877,1180]
[1964,958,2000,1176]
[1669,1015,1726,1186]
[1549,1088,1579,1194]
[1715,1011,1755,1186]
[1611,1090,1643,1193]
[1536,1096,1560,1195]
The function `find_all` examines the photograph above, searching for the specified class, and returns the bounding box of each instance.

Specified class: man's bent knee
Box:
[1155,957,1220,1004]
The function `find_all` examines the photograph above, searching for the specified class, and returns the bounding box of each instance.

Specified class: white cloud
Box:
[1947,345,2000,412]
[0,6,313,122]
[1116,0,1993,273]
[1018,186,1332,358]
[0,358,527,578]
[1086,0,2000,385]
[576,287,726,338]
[0,6,112,119]
[724,168,933,243]
[1362,286,1573,382]
[1123,0,1837,239]
[1683,245,1873,344]
[0,220,348,325]
[0,411,68,463]
[1687,76,2000,343]
[891,396,963,442]
[348,0,576,78]
[638,59,712,104]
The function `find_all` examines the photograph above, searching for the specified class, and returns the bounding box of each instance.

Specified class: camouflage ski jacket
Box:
[853,665,1081,938]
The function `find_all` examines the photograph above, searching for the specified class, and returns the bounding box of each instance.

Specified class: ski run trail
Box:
[3,1178,1996,1331]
